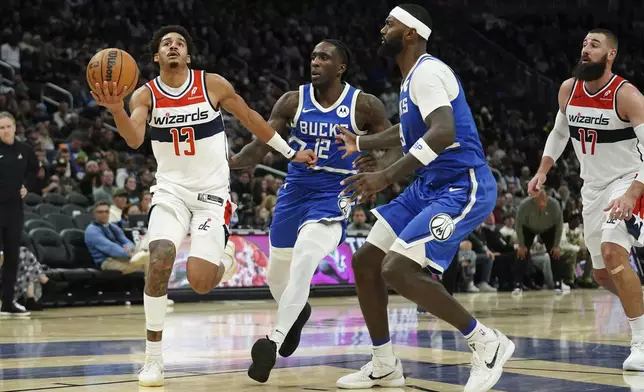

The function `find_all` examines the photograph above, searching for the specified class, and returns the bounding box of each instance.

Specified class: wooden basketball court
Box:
[0,290,638,391]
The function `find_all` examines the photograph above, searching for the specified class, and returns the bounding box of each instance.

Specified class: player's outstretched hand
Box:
[527,172,546,196]
[292,149,318,168]
[340,171,390,201]
[91,81,130,112]
[353,153,378,173]
[335,126,358,159]
[604,193,636,221]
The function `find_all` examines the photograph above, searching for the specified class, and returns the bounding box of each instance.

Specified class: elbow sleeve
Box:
[543,111,570,162]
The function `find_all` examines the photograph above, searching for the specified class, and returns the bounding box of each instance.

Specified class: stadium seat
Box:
[20,231,34,254]
[66,192,90,207]
[24,219,56,232]
[43,193,67,207]
[29,228,74,269]
[35,203,61,216]
[45,213,75,232]
[73,213,93,230]
[23,203,33,212]
[24,211,40,223]
[60,229,95,268]
[61,204,85,217]
[24,192,42,207]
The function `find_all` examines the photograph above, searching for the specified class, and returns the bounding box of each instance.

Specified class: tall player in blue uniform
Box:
[335,5,514,392]
[228,39,396,383]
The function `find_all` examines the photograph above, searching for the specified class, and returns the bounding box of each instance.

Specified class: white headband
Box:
[389,6,431,40]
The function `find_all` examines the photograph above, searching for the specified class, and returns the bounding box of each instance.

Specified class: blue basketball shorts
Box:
[370,166,497,273]
[269,182,351,249]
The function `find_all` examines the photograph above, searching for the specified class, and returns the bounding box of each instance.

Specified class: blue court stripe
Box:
[0,355,629,391]
[0,331,631,372]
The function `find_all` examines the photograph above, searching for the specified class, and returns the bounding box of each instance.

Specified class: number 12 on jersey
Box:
[578,128,597,155]
[170,127,195,156]
[314,138,330,159]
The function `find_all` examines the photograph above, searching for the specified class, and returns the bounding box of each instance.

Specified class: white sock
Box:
[465,321,496,345]
[146,340,163,362]
[269,329,286,350]
[373,341,396,367]
[629,315,644,340]
[144,294,168,331]
[272,223,341,343]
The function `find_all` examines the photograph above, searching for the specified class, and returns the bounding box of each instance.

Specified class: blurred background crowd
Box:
[2,0,644,305]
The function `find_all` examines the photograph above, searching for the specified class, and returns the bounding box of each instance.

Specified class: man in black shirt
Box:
[0,112,38,315]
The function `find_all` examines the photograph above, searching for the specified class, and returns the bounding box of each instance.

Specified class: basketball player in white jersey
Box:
[529,29,644,370]
[90,25,317,387]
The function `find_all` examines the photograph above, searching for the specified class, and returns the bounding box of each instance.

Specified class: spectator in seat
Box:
[479,214,522,292]
[515,189,568,292]
[139,191,152,215]
[85,202,149,275]
[109,188,128,223]
[93,169,115,204]
[347,206,372,231]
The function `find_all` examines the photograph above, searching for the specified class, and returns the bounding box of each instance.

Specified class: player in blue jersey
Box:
[228,39,396,383]
[335,5,514,392]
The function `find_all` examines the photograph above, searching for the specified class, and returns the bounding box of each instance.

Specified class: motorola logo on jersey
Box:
[568,112,610,126]
[152,108,209,126]
[336,105,350,118]
[299,122,349,137]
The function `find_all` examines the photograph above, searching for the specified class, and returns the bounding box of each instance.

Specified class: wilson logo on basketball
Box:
[105,50,119,82]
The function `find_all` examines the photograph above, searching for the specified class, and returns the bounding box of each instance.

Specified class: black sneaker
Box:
[278,302,311,357]
[25,298,44,311]
[1,302,31,316]
[248,337,277,383]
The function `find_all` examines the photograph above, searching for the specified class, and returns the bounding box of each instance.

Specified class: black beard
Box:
[377,35,403,58]
[572,55,608,81]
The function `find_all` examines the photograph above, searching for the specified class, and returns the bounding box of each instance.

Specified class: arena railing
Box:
[40,82,74,110]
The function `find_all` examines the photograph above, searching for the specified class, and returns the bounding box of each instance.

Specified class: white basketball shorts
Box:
[147,182,236,263]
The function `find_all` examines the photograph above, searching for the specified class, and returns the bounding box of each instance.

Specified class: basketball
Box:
[86,48,139,98]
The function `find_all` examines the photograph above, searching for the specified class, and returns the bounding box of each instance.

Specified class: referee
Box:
[0,112,37,315]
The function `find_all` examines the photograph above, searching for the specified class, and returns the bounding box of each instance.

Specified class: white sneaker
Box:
[336,356,404,389]
[467,282,481,293]
[561,282,571,292]
[138,357,164,387]
[477,282,497,292]
[624,341,644,371]
[464,330,515,392]
[221,240,237,282]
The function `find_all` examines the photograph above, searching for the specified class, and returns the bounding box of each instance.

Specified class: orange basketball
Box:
[86,48,139,98]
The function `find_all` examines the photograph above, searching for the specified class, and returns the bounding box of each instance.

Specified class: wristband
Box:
[409,138,438,166]
[356,136,362,152]
[266,132,296,160]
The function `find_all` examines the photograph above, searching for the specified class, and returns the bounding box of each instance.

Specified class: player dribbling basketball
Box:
[90,25,316,387]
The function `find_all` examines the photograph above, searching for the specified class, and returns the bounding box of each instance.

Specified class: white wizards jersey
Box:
[566,75,642,189]
[145,69,229,192]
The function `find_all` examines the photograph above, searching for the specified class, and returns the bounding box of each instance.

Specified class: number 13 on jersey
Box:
[170,127,195,156]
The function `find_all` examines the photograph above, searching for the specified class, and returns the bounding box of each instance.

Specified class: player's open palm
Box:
[527,173,546,196]
[91,81,130,112]
[292,149,318,168]
[335,126,358,159]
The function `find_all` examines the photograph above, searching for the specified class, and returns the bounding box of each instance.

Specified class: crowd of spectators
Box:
[2,0,642,298]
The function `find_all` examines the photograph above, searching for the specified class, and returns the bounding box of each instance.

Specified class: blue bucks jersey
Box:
[399,54,487,186]
[285,83,363,194]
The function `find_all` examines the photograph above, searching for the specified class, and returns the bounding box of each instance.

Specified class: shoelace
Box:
[139,360,161,375]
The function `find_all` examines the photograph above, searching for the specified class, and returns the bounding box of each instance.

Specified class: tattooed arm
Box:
[229,91,299,169]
